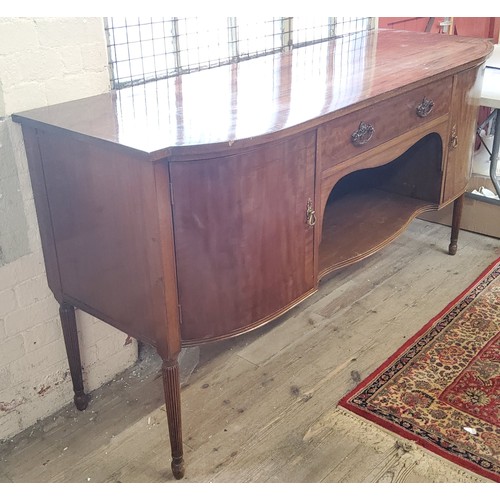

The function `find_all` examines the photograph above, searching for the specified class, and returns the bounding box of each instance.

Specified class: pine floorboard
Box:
[0,219,499,484]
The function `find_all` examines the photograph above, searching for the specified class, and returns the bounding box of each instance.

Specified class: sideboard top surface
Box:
[12,29,492,159]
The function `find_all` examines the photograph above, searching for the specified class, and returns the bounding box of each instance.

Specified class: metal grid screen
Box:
[105,17,375,89]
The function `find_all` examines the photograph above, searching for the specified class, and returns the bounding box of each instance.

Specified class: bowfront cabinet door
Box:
[442,65,484,203]
[170,131,316,344]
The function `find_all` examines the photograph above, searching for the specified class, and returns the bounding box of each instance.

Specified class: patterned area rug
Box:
[339,256,500,482]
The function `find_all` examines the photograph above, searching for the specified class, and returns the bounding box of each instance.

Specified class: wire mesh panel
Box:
[105,17,375,89]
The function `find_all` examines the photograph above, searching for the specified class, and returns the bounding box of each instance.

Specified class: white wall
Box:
[0,17,138,441]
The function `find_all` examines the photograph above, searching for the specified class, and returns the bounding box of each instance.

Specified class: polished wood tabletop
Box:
[14,30,492,158]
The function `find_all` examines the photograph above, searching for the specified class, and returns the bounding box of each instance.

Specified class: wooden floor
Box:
[1,219,499,484]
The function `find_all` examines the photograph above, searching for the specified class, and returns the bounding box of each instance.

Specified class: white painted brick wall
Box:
[0,319,6,342]
[0,289,17,317]
[0,17,110,115]
[0,17,138,441]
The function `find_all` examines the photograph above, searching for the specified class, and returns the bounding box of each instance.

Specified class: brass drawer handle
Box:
[351,121,374,147]
[306,198,316,227]
[416,97,434,118]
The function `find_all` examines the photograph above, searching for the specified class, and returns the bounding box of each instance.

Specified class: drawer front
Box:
[318,77,452,170]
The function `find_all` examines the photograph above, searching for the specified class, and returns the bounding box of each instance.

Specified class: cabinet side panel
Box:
[36,131,166,346]
[443,65,484,203]
[171,132,316,343]
[21,127,63,301]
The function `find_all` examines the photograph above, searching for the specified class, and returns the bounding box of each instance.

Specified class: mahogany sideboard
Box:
[12,29,492,479]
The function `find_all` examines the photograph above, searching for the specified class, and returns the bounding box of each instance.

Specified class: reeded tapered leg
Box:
[448,194,464,255]
[59,303,88,411]
[162,359,185,480]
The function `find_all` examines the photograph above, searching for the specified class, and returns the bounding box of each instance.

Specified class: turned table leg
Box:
[448,194,464,256]
[59,303,89,411]
[162,359,185,479]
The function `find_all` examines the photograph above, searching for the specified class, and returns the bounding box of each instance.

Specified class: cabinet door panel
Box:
[170,132,316,343]
[443,66,483,203]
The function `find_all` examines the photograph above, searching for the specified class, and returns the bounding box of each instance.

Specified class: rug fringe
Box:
[308,406,491,482]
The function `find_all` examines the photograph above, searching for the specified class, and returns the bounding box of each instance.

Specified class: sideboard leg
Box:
[162,359,185,480]
[59,303,89,411]
[448,194,464,256]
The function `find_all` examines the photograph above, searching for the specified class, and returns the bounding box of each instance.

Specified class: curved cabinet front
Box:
[170,131,317,344]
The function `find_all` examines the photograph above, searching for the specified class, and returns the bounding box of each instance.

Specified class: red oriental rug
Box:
[339,256,500,482]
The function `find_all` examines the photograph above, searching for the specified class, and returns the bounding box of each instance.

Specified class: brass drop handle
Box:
[449,124,458,150]
[416,97,434,118]
[351,121,374,147]
[306,198,316,227]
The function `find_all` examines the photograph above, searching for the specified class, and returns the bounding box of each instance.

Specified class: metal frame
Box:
[105,17,374,89]
[477,108,500,197]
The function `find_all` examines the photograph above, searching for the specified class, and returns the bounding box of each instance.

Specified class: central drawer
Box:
[318,76,453,171]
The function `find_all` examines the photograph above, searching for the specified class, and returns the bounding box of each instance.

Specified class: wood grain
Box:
[162,360,184,479]
[170,132,316,343]
[318,189,438,277]
[12,30,492,159]
[443,66,485,203]
[1,221,497,483]
[21,128,63,302]
[317,76,452,169]
[35,131,167,348]
[59,303,88,411]
[9,29,493,480]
